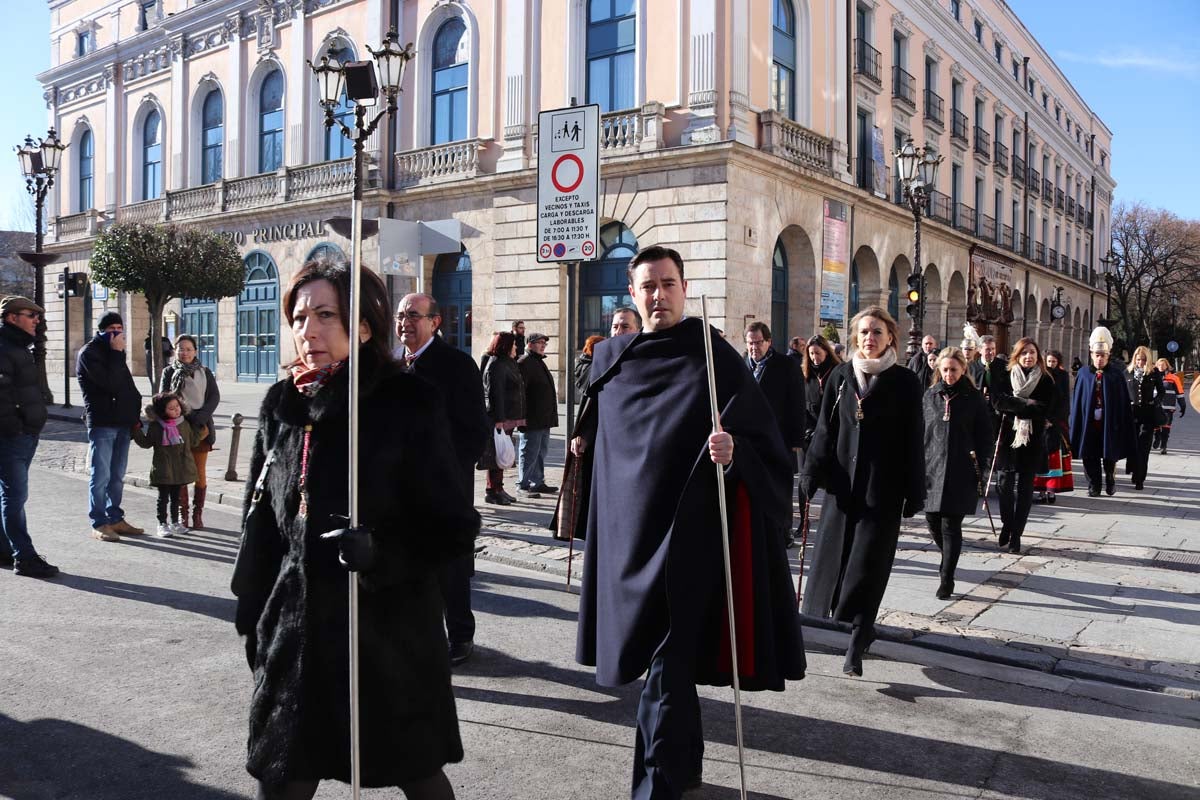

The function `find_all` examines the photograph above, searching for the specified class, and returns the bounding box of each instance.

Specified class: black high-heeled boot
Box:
[843,624,873,677]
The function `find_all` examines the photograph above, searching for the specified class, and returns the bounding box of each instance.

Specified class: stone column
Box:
[169,35,186,190]
[497,0,529,172]
[104,64,120,213]
[727,0,755,146]
[226,14,243,178]
[286,7,308,168]
[682,0,719,144]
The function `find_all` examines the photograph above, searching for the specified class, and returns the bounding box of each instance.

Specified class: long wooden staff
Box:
[700,296,748,800]
[795,499,810,610]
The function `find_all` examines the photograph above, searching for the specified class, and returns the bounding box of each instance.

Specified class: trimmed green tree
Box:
[821,322,840,344]
[90,223,245,392]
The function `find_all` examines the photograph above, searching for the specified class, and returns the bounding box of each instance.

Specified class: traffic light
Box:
[906,272,923,319]
[56,272,88,299]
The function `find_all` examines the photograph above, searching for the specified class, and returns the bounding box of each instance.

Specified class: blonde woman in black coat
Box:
[992,337,1056,554]
[800,306,925,677]
[923,348,993,600]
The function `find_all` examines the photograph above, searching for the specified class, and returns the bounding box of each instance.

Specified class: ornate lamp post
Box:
[1099,249,1117,328]
[308,31,414,800]
[15,128,67,403]
[893,135,944,358]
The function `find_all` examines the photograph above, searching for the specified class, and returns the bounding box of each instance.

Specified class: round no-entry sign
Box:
[551,154,585,194]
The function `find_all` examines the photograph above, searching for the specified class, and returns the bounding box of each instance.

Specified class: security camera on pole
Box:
[893,135,943,359]
[308,32,414,800]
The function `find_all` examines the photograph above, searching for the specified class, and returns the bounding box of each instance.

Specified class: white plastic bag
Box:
[494,429,516,469]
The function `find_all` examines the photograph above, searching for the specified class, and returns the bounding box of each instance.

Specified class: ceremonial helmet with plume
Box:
[1089,326,1114,354]
[960,323,981,352]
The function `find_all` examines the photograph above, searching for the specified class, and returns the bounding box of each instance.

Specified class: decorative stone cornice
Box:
[123,44,172,82]
[995,101,1008,118]
[185,21,240,58]
[891,11,912,38]
[972,83,992,102]
[923,38,943,61]
[55,70,113,107]
[950,61,966,81]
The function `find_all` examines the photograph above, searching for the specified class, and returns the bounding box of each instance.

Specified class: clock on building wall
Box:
[1051,301,1066,321]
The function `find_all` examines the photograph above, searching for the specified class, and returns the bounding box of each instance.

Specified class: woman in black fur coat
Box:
[233,260,479,800]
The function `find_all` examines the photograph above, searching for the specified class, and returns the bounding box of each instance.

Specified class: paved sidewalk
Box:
[38,377,1200,697]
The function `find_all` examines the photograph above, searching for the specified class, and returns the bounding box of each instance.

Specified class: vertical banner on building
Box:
[536,104,601,263]
[820,199,849,327]
[871,126,887,199]
[967,250,1016,325]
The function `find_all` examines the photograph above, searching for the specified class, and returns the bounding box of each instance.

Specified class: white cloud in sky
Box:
[1057,48,1200,77]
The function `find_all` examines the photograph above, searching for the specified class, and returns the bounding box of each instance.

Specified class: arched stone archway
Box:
[777,224,817,338]
[850,245,882,322]
[1038,298,1052,351]
[947,271,968,348]
[923,264,945,344]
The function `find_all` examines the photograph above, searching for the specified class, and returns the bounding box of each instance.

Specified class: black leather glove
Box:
[902,498,922,518]
[320,526,378,572]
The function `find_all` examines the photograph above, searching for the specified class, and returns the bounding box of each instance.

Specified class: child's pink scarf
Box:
[161,417,184,447]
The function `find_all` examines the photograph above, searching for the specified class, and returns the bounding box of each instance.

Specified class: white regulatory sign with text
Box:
[537,105,600,263]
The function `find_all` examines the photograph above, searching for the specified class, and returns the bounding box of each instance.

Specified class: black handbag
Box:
[231,442,283,669]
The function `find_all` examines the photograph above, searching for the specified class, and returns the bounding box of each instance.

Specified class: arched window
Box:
[431,19,469,145]
[887,267,899,320]
[433,246,473,354]
[200,90,223,184]
[580,221,638,345]
[306,242,346,262]
[77,129,93,212]
[586,0,636,113]
[142,110,162,200]
[258,70,284,173]
[771,239,788,340]
[324,45,355,159]
[771,0,796,119]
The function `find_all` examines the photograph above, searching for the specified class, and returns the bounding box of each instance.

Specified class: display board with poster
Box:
[968,250,1016,325]
[820,199,849,327]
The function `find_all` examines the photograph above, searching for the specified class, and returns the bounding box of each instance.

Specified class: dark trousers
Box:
[1128,423,1155,486]
[997,469,1034,544]
[1082,456,1117,488]
[632,637,704,800]
[156,484,183,523]
[925,513,964,583]
[256,770,454,800]
[438,551,475,645]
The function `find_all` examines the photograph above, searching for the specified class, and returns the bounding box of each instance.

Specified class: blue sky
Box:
[0,1,1197,230]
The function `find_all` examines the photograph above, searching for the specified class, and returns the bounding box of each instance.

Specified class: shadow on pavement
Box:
[0,712,245,800]
[118,535,237,565]
[52,573,236,623]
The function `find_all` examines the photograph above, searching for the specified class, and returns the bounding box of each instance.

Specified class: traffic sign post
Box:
[537,105,600,264]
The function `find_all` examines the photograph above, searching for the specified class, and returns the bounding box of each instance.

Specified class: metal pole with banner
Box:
[537,104,600,455]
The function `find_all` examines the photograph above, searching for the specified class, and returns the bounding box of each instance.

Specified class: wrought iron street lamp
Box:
[308,30,414,800]
[893,135,943,358]
[1099,249,1116,327]
[15,128,68,403]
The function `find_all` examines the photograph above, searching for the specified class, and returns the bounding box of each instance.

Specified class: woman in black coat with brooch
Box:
[1125,345,1164,491]
[232,260,479,800]
[923,347,994,600]
[992,337,1056,555]
[801,307,925,677]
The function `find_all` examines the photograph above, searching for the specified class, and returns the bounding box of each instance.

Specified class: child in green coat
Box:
[132,392,208,538]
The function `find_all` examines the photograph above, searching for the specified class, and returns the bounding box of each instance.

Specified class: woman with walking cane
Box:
[232,260,478,800]
[800,306,925,677]
[922,347,993,599]
[991,338,1056,554]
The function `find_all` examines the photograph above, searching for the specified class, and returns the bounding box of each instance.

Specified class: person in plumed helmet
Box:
[1069,326,1135,497]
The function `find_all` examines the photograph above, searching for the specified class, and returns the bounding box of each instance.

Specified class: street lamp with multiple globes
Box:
[893,135,944,358]
[15,128,68,403]
[307,30,414,800]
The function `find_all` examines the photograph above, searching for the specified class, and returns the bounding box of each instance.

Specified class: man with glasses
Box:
[0,297,57,577]
[395,293,490,666]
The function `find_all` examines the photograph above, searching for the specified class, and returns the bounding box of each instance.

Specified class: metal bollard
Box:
[224,413,245,482]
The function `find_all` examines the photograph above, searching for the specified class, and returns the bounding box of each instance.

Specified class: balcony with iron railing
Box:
[924,89,945,127]
[1012,154,1025,183]
[1049,248,1059,270]
[1019,233,1030,258]
[1072,259,1080,278]
[1043,178,1054,203]
[1055,187,1065,210]
[951,110,969,145]
[979,213,997,242]
[994,141,1008,174]
[1028,168,1041,195]
[1034,241,1046,264]
[926,190,952,224]
[954,202,975,234]
[1000,224,1014,251]
[892,65,916,108]
[973,127,991,160]
[1087,210,1094,229]
[1067,196,1076,217]
[855,39,882,86]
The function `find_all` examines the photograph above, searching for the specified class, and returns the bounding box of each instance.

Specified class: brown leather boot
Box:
[192,486,206,529]
[178,486,190,525]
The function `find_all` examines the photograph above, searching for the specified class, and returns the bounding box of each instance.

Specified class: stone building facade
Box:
[39,0,1113,390]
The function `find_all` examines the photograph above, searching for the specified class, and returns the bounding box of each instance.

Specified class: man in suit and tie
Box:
[395,293,491,666]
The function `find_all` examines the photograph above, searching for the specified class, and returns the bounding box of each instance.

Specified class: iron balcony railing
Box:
[1028,168,1041,194]
[1067,196,1076,216]
[974,127,991,160]
[954,202,976,233]
[1001,224,1014,251]
[924,89,945,126]
[1020,233,1030,258]
[1034,242,1045,264]
[952,110,969,143]
[1072,259,1080,278]
[1043,178,1054,202]
[1055,187,1065,210]
[892,65,916,107]
[855,38,882,85]
[994,141,1009,173]
[927,190,953,224]
[1087,210,1094,229]
[1011,153,1024,183]
[979,213,997,241]
[1049,248,1059,270]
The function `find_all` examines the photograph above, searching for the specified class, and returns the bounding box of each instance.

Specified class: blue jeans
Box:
[0,434,39,561]
[517,428,550,488]
[87,426,131,528]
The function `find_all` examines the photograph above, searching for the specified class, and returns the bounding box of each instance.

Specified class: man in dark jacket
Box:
[517,333,559,497]
[0,297,57,577]
[77,311,143,541]
[396,293,491,666]
[569,246,804,797]
[977,335,1009,399]
[906,334,938,372]
[744,321,806,457]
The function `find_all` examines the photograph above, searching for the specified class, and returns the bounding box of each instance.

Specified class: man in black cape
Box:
[568,246,805,799]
